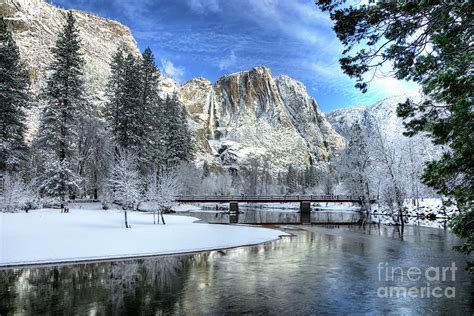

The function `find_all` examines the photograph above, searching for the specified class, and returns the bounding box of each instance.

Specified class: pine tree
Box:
[286,165,298,194]
[306,165,318,188]
[35,11,85,200]
[162,93,193,165]
[105,47,163,175]
[139,48,164,172]
[202,161,210,178]
[104,48,126,134]
[0,17,30,172]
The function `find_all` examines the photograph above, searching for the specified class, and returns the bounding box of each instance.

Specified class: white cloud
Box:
[304,59,421,107]
[218,50,237,70]
[161,59,185,82]
[187,0,220,14]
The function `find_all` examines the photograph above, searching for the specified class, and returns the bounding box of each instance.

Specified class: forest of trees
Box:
[0,6,467,244]
[0,13,193,217]
[315,0,472,269]
[0,11,439,217]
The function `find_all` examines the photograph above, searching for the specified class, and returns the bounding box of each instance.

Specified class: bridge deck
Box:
[176,195,376,203]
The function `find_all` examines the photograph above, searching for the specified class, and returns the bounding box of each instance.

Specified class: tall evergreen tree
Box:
[140,48,164,172]
[162,93,193,165]
[0,17,30,173]
[35,11,85,200]
[104,48,126,135]
[286,165,298,194]
[105,47,164,175]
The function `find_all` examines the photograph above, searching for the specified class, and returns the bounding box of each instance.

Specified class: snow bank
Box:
[0,208,287,267]
[372,198,459,219]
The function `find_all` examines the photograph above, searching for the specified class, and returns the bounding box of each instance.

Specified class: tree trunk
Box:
[161,211,166,225]
[124,210,129,228]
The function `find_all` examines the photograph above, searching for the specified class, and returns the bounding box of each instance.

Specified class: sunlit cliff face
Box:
[3,0,344,172]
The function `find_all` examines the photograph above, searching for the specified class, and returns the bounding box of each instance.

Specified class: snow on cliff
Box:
[180,67,344,172]
[1,0,140,137]
[326,93,443,162]
[3,1,343,172]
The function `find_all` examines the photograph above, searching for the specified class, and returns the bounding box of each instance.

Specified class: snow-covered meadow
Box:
[0,207,287,267]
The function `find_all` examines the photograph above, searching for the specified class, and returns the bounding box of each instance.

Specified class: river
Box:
[0,213,472,314]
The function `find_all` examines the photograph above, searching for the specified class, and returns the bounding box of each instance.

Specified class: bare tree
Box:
[372,122,407,231]
[145,167,181,224]
[336,123,373,213]
[202,172,233,196]
[0,173,34,212]
[109,147,140,228]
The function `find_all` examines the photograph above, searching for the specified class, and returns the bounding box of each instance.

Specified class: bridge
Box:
[176,195,370,204]
[176,195,376,214]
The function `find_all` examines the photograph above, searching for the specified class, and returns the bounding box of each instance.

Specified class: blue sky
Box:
[52,0,418,112]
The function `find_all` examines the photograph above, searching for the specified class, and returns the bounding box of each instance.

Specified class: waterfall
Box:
[208,88,216,140]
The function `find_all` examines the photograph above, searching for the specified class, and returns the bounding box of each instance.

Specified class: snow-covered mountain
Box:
[326,94,442,160]
[3,0,344,171]
[1,0,140,137]
[180,67,344,171]
[326,94,422,138]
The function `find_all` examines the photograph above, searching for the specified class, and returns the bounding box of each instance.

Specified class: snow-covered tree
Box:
[109,147,140,228]
[202,161,210,178]
[372,122,407,229]
[0,173,34,212]
[177,161,202,195]
[105,47,169,176]
[0,17,31,173]
[202,172,233,196]
[286,165,298,194]
[337,123,373,212]
[35,11,86,201]
[305,165,319,189]
[161,93,193,166]
[145,167,181,224]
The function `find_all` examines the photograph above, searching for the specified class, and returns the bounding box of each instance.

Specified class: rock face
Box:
[1,0,140,136]
[326,94,442,159]
[179,67,344,171]
[326,94,422,138]
[3,0,344,172]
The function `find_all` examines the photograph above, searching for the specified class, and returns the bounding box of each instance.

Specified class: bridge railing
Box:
[176,195,377,202]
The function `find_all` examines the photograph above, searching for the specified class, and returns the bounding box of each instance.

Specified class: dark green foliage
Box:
[286,165,298,194]
[161,93,193,166]
[35,11,85,199]
[0,17,30,172]
[202,161,210,178]
[316,0,473,267]
[105,47,193,174]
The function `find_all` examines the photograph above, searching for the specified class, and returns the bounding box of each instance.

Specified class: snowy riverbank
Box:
[0,208,288,267]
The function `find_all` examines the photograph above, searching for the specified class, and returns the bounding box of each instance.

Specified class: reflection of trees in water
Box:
[0,255,193,315]
[0,269,20,314]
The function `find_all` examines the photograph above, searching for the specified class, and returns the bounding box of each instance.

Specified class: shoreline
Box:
[0,233,288,270]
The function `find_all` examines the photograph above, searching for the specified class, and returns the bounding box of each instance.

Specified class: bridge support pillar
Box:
[300,201,311,224]
[229,202,239,213]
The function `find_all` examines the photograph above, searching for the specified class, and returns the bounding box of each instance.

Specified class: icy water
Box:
[0,224,472,314]
[186,208,448,227]
[187,208,364,224]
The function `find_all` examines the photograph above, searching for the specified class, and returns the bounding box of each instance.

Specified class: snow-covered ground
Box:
[371,198,459,219]
[0,208,287,267]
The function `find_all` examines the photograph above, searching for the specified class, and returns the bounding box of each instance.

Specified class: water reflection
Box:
[0,225,472,314]
[188,209,449,228]
[188,209,365,224]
